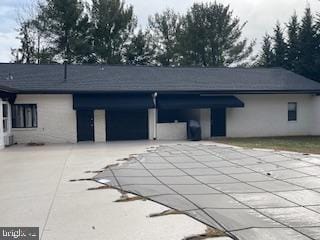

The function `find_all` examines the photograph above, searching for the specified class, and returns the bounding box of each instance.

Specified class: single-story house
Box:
[1,63,320,149]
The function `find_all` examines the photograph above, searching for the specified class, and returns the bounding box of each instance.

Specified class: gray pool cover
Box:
[94,144,320,240]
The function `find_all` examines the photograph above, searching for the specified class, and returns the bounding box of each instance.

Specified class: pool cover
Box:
[94,144,320,240]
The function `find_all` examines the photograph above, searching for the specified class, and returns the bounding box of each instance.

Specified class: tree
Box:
[297,7,318,80]
[91,0,136,64]
[39,0,91,63]
[11,21,37,64]
[178,2,254,67]
[148,9,181,66]
[124,30,154,65]
[258,34,274,67]
[273,22,287,67]
[286,13,300,71]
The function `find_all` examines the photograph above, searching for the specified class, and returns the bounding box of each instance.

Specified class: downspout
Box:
[152,92,158,140]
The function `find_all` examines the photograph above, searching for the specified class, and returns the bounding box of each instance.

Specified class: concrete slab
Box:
[0,141,224,240]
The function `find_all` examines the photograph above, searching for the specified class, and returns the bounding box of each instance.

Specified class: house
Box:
[1,63,320,149]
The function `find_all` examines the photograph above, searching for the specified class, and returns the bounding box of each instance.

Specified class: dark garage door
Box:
[77,110,94,142]
[106,110,148,141]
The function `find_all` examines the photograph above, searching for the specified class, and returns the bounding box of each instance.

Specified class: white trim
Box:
[0,99,4,149]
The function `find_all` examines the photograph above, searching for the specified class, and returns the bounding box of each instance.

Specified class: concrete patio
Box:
[1,141,320,240]
[0,141,229,240]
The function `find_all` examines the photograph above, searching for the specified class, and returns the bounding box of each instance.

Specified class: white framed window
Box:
[288,102,297,122]
[12,104,38,128]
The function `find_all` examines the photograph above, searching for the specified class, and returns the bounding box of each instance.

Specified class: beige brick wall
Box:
[13,94,77,144]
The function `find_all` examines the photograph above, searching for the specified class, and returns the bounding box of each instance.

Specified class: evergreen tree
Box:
[39,0,91,63]
[179,2,254,67]
[91,0,136,64]
[297,8,318,80]
[148,9,181,66]
[124,30,154,65]
[273,22,287,67]
[287,13,300,71]
[259,34,274,67]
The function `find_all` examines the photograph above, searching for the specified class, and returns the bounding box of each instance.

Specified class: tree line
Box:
[12,0,254,67]
[12,0,320,82]
[258,8,320,81]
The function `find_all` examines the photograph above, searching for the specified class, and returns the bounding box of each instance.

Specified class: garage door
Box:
[106,110,148,141]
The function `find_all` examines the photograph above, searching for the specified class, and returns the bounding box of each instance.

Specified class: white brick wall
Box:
[227,94,314,138]
[13,94,77,144]
[199,109,211,139]
[148,109,157,140]
[7,93,320,145]
[157,123,187,140]
[313,95,320,135]
[94,110,106,142]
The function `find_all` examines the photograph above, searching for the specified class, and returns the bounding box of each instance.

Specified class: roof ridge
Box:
[0,62,284,71]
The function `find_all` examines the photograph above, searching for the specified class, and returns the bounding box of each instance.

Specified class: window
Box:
[12,104,38,128]
[288,102,297,121]
[2,104,8,132]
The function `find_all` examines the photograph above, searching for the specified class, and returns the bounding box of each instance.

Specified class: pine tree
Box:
[124,30,154,65]
[259,34,274,67]
[273,22,287,67]
[91,0,136,64]
[297,8,318,80]
[287,13,300,71]
[179,2,254,67]
[148,9,181,66]
[39,0,91,63]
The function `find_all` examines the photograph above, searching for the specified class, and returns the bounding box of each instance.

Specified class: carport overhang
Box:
[73,93,244,110]
[157,95,244,109]
[0,89,16,104]
[73,93,154,110]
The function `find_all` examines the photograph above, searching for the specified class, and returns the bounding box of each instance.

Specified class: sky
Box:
[0,0,319,62]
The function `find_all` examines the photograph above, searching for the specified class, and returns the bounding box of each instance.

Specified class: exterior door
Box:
[106,110,148,141]
[211,108,226,137]
[77,110,94,142]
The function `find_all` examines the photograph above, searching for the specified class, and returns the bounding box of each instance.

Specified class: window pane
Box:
[3,119,8,132]
[288,103,297,111]
[32,105,38,127]
[288,102,297,121]
[18,106,24,127]
[288,111,297,121]
[25,106,33,128]
[2,104,8,118]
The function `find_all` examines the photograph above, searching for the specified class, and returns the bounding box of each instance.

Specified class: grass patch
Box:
[215,136,320,154]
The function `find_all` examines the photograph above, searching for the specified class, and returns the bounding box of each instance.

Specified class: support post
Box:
[148,109,157,140]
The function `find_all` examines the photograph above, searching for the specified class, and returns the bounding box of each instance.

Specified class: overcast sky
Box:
[0,0,319,62]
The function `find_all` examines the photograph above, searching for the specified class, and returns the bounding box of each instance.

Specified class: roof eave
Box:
[13,89,320,95]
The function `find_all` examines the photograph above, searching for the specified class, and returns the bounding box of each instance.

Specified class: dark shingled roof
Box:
[0,63,320,94]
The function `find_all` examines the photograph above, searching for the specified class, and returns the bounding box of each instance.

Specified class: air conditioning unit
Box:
[4,135,14,146]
